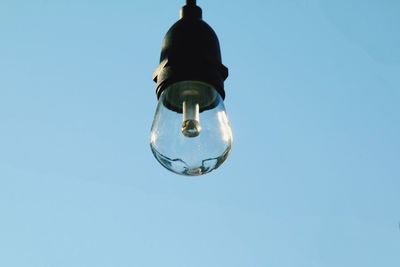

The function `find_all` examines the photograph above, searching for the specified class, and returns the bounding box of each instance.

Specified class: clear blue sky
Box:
[1,0,399,266]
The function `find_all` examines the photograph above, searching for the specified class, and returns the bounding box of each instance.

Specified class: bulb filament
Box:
[181,98,201,138]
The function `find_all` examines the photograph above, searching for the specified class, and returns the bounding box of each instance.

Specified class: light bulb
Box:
[150,81,233,176]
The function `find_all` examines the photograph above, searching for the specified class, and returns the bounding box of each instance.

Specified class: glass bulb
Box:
[150,81,233,176]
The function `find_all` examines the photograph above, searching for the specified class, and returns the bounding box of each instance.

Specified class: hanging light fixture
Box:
[150,0,233,176]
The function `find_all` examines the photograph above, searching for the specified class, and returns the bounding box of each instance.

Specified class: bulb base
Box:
[153,2,228,105]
